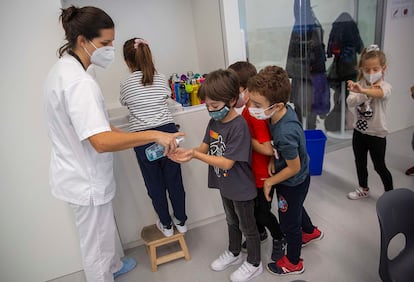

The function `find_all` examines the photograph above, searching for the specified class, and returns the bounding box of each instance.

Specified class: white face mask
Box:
[84,41,115,69]
[235,90,249,108]
[248,104,276,120]
[363,71,382,84]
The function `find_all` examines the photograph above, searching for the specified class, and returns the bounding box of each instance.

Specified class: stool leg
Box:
[178,236,191,261]
[149,245,157,272]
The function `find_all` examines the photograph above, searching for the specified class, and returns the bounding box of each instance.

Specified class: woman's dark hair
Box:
[198,69,239,107]
[247,65,291,104]
[58,5,114,57]
[123,38,156,86]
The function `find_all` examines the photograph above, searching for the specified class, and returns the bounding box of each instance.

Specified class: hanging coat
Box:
[326,12,364,82]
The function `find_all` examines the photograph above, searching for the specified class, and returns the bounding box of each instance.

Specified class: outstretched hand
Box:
[168,147,193,163]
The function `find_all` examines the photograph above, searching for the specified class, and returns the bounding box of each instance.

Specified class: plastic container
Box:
[304,129,327,176]
[145,137,184,161]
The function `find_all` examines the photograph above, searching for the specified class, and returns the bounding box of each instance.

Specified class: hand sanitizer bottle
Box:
[145,137,185,161]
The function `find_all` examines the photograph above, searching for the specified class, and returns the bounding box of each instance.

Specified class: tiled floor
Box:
[51,127,414,282]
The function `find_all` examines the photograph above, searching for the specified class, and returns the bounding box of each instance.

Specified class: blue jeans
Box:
[134,123,187,227]
[221,195,261,265]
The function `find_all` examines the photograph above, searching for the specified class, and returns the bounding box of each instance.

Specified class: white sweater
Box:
[346,80,391,138]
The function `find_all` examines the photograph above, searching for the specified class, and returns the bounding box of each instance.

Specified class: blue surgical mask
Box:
[208,105,230,121]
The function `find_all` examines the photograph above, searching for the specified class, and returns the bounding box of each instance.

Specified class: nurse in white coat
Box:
[44,6,183,282]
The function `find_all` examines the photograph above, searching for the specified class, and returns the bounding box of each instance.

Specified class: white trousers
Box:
[70,201,122,282]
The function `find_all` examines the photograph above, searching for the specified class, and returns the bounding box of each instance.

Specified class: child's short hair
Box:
[228,61,257,89]
[247,65,291,104]
[198,69,239,106]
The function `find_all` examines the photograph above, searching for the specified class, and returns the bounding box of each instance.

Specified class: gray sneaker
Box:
[271,237,287,261]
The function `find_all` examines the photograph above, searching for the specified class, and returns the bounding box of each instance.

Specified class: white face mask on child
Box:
[235,90,249,108]
[363,71,382,85]
[248,104,276,120]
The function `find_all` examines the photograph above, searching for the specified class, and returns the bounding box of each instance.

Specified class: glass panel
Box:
[238,0,382,150]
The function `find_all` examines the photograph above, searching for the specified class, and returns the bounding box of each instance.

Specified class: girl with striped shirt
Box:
[120,38,187,237]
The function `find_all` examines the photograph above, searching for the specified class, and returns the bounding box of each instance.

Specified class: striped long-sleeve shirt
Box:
[120,71,174,132]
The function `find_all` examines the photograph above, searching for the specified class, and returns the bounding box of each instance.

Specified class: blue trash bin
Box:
[304,130,327,176]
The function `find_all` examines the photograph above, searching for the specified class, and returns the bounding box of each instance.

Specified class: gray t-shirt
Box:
[269,105,309,186]
[203,115,257,201]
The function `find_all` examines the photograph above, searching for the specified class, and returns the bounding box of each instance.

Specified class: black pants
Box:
[276,174,314,264]
[222,196,261,266]
[352,130,394,191]
[254,188,284,240]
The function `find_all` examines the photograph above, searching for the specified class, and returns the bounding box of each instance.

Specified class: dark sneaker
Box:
[302,227,324,247]
[241,231,268,252]
[113,257,137,279]
[271,237,287,262]
[405,166,414,176]
[266,255,304,275]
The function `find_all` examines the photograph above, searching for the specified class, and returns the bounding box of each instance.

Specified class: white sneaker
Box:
[347,187,369,200]
[156,219,174,237]
[172,216,187,233]
[210,250,244,271]
[230,261,263,282]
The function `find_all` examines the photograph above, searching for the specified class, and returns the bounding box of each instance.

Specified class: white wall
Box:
[63,0,226,109]
[383,0,414,131]
[0,1,84,281]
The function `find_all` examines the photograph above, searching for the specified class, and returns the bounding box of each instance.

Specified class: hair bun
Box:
[61,5,78,24]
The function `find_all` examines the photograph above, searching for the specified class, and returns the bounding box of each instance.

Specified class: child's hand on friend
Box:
[268,157,275,176]
[263,178,273,202]
[167,147,193,163]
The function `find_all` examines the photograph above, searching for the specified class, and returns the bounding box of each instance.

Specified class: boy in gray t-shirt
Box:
[168,69,263,282]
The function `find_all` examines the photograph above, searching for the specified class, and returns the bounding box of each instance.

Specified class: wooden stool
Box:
[141,224,190,272]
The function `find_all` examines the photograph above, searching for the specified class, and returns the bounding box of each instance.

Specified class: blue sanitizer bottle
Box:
[145,137,184,161]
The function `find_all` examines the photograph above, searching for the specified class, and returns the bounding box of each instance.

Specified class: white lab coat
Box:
[44,54,115,206]
[44,55,121,282]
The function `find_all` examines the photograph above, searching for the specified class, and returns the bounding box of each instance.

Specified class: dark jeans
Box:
[255,188,284,240]
[276,174,314,264]
[221,195,261,265]
[134,123,187,226]
[352,130,394,191]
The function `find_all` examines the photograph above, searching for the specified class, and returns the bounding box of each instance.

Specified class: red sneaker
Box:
[266,255,304,275]
[302,227,324,247]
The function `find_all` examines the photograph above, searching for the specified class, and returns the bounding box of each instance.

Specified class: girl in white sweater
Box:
[346,44,393,200]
